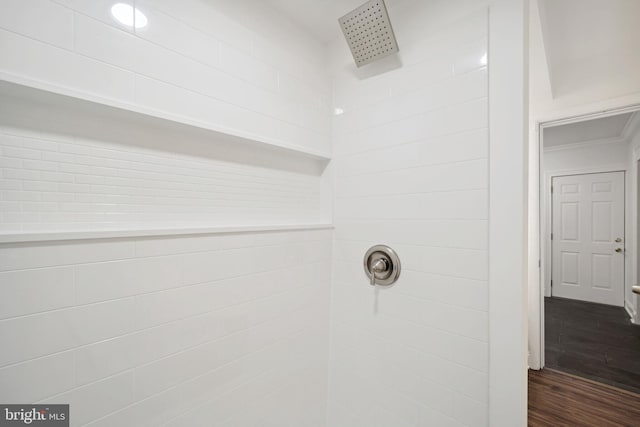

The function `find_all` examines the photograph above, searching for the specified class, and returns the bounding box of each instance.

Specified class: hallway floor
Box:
[528,369,640,426]
[545,296,640,393]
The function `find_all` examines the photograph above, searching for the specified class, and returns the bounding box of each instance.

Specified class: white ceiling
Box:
[262,0,404,43]
[543,112,634,148]
[537,0,640,98]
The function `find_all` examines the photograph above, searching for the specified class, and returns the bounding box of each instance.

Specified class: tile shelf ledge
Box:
[0,72,332,162]
[0,224,334,244]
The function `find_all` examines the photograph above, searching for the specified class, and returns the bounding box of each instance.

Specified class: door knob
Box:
[364,245,401,286]
[633,285,640,295]
[615,238,622,243]
[615,248,623,253]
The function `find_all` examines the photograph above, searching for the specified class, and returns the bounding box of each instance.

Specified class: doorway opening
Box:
[534,106,640,393]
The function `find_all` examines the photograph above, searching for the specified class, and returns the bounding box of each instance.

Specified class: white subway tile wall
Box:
[0,228,332,426]
[0,0,331,233]
[0,1,333,426]
[0,129,323,232]
[0,0,496,425]
[327,2,490,426]
[0,0,331,154]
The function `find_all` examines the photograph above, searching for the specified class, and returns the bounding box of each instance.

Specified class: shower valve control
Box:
[364,245,401,287]
[369,258,389,285]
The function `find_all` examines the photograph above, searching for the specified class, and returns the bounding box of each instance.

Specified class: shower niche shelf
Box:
[0,73,334,244]
[0,223,334,244]
[0,73,332,166]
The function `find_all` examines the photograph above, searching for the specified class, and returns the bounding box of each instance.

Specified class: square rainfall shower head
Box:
[339,0,399,68]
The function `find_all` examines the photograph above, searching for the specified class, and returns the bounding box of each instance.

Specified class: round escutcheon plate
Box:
[363,244,401,286]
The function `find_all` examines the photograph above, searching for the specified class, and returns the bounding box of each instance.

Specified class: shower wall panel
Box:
[327,2,490,426]
[0,0,331,154]
[0,1,333,426]
[0,0,332,233]
[0,228,331,426]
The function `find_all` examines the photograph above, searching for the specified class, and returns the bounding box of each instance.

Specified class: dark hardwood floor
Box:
[545,296,640,393]
[529,369,640,426]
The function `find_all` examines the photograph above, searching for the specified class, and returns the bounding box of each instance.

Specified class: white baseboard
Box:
[625,300,638,324]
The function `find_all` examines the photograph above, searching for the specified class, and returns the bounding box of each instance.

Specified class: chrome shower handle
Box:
[369,258,389,286]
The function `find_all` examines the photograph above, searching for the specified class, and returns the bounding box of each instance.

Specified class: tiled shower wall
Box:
[327,1,490,425]
[0,0,331,232]
[0,0,330,151]
[0,228,332,426]
[0,1,333,426]
[2,0,498,426]
[0,129,323,233]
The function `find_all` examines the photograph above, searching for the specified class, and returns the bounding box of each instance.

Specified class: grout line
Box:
[0,256,329,322]
[331,238,487,251]
[333,313,489,372]
[334,186,488,200]
[334,66,488,134]
[335,155,489,179]
[334,95,488,140]
[331,327,488,404]
[335,340,483,418]
[333,279,488,313]
[333,125,489,158]
[0,26,329,141]
[0,232,331,268]
[0,266,326,371]
[156,328,321,427]
[0,132,321,186]
[69,311,319,425]
[60,1,329,108]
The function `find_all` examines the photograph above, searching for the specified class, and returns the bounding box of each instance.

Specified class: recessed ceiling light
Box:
[111,3,148,29]
[333,107,345,116]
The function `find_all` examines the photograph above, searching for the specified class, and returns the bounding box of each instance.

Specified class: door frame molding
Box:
[533,104,640,371]
[631,153,640,322]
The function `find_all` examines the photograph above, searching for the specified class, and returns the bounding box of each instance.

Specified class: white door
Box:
[551,171,625,306]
